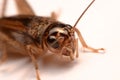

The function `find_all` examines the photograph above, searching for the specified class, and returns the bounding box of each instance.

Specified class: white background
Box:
[0,0,120,80]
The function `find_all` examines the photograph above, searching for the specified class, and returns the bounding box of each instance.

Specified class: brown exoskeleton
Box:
[0,0,105,80]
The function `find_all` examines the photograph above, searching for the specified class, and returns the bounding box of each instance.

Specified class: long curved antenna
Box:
[73,0,95,28]
[73,0,105,53]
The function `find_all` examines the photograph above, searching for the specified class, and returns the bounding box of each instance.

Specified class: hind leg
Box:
[1,0,7,17]
[15,0,35,15]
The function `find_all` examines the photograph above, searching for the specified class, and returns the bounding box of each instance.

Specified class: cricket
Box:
[0,0,105,80]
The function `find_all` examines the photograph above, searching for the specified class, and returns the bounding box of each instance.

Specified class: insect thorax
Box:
[27,16,74,52]
[27,16,57,44]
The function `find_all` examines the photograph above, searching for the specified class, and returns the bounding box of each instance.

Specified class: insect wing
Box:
[0,16,35,55]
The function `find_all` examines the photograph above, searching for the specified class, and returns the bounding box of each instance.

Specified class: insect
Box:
[0,0,105,80]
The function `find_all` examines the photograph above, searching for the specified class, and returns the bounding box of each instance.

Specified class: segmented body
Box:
[0,15,73,56]
[0,0,105,80]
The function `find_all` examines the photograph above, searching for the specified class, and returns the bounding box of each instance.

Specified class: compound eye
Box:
[47,33,59,49]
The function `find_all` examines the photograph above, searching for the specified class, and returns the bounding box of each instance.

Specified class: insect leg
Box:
[75,38,79,58]
[27,45,41,80]
[15,0,35,15]
[75,28,105,53]
[70,50,74,60]
[0,45,7,64]
[51,9,61,20]
[1,0,7,17]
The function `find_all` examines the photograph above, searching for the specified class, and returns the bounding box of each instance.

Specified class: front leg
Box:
[26,45,41,80]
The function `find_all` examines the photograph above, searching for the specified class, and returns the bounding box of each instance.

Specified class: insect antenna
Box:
[73,0,105,53]
[73,0,95,28]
